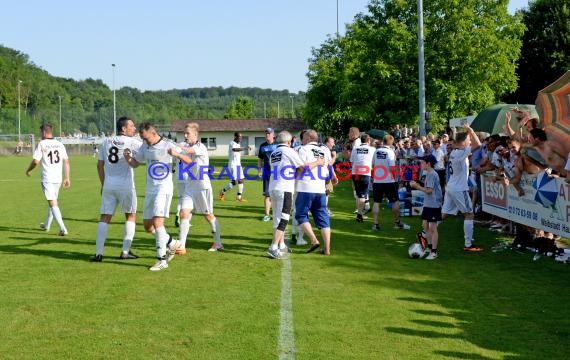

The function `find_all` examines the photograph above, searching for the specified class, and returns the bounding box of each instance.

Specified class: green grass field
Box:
[1,155,569,359]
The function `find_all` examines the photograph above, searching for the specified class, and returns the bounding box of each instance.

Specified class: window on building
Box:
[200,137,217,150]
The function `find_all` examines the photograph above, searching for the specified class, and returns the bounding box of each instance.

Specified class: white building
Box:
[169,118,306,157]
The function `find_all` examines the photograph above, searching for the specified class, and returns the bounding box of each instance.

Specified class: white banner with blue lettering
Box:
[481,172,570,237]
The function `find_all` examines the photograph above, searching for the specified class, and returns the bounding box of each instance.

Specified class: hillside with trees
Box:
[0,45,305,136]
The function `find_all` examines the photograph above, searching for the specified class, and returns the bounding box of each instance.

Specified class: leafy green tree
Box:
[511,0,570,103]
[87,122,99,136]
[224,96,254,119]
[306,0,524,136]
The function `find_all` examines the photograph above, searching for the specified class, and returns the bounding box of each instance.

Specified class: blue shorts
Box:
[294,192,330,229]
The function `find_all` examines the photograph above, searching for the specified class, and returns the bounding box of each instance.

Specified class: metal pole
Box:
[290,96,294,118]
[277,101,280,119]
[417,0,426,136]
[17,80,22,140]
[59,96,62,137]
[336,0,339,38]
[112,64,116,135]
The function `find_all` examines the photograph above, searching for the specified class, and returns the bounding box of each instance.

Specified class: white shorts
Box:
[270,189,293,229]
[442,190,473,215]
[41,182,61,201]
[179,188,213,215]
[230,163,244,182]
[143,193,173,219]
[100,188,137,215]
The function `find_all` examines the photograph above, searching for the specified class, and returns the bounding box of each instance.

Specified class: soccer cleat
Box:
[119,251,139,260]
[416,232,427,250]
[175,248,187,255]
[91,254,103,262]
[371,224,380,231]
[39,223,49,231]
[394,222,410,230]
[296,239,308,246]
[425,252,438,260]
[208,244,224,252]
[262,215,271,222]
[167,239,181,261]
[267,248,282,259]
[356,213,364,223]
[236,198,247,202]
[218,191,225,201]
[149,260,169,271]
[59,229,68,236]
[463,245,483,252]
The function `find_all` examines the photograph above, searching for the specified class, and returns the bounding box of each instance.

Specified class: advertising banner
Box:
[481,172,570,237]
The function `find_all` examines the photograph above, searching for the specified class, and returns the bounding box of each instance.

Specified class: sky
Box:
[1,0,529,93]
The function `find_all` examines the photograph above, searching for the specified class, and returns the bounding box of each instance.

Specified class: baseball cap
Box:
[419,154,437,167]
[265,127,274,134]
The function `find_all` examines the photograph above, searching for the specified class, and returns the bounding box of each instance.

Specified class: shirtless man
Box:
[525,128,567,177]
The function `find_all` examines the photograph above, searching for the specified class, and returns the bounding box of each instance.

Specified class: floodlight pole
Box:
[17,80,22,141]
[59,96,62,137]
[112,63,117,135]
[417,0,426,136]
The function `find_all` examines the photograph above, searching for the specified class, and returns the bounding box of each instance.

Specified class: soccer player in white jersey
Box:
[219,132,250,202]
[266,130,324,258]
[371,135,410,230]
[295,129,334,255]
[91,116,142,262]
[350,134,375,222]
[175,122,224,254]
[26,123,70,236]
[124,122,191,271]
[442,124,482,251]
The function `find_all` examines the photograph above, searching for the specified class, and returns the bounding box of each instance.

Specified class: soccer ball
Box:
[408,243,425,259]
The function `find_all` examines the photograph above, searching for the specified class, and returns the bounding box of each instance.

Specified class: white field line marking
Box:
[278,254,295,360]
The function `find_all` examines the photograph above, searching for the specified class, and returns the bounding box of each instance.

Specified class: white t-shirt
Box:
[433,147,446,170]
[296,142,326,194]
[180,142,212,191]
[33,138,69,183]
[350,143,375,175]
[135,137,179,195]
[228,140,242,165]
[268,144,305,193]
[99,135,142,190]
[446,146,472,191]
[373,146,397,183]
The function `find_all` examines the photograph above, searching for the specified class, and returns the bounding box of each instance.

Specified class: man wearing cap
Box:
[410,154,443,260]
[257,128,277,221]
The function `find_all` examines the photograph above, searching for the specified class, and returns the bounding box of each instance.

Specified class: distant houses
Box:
[168,118,305,157]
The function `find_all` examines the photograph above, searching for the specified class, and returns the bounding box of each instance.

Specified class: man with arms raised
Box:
[92,116,142,262]
[442,124,482,251]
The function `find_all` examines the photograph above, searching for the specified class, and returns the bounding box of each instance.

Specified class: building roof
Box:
[170,118,306,133]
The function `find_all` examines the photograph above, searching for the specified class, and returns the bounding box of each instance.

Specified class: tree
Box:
[305,0,524,135]
[87,122,99,136]
[224,96,254,119]
[511,0,570,103]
